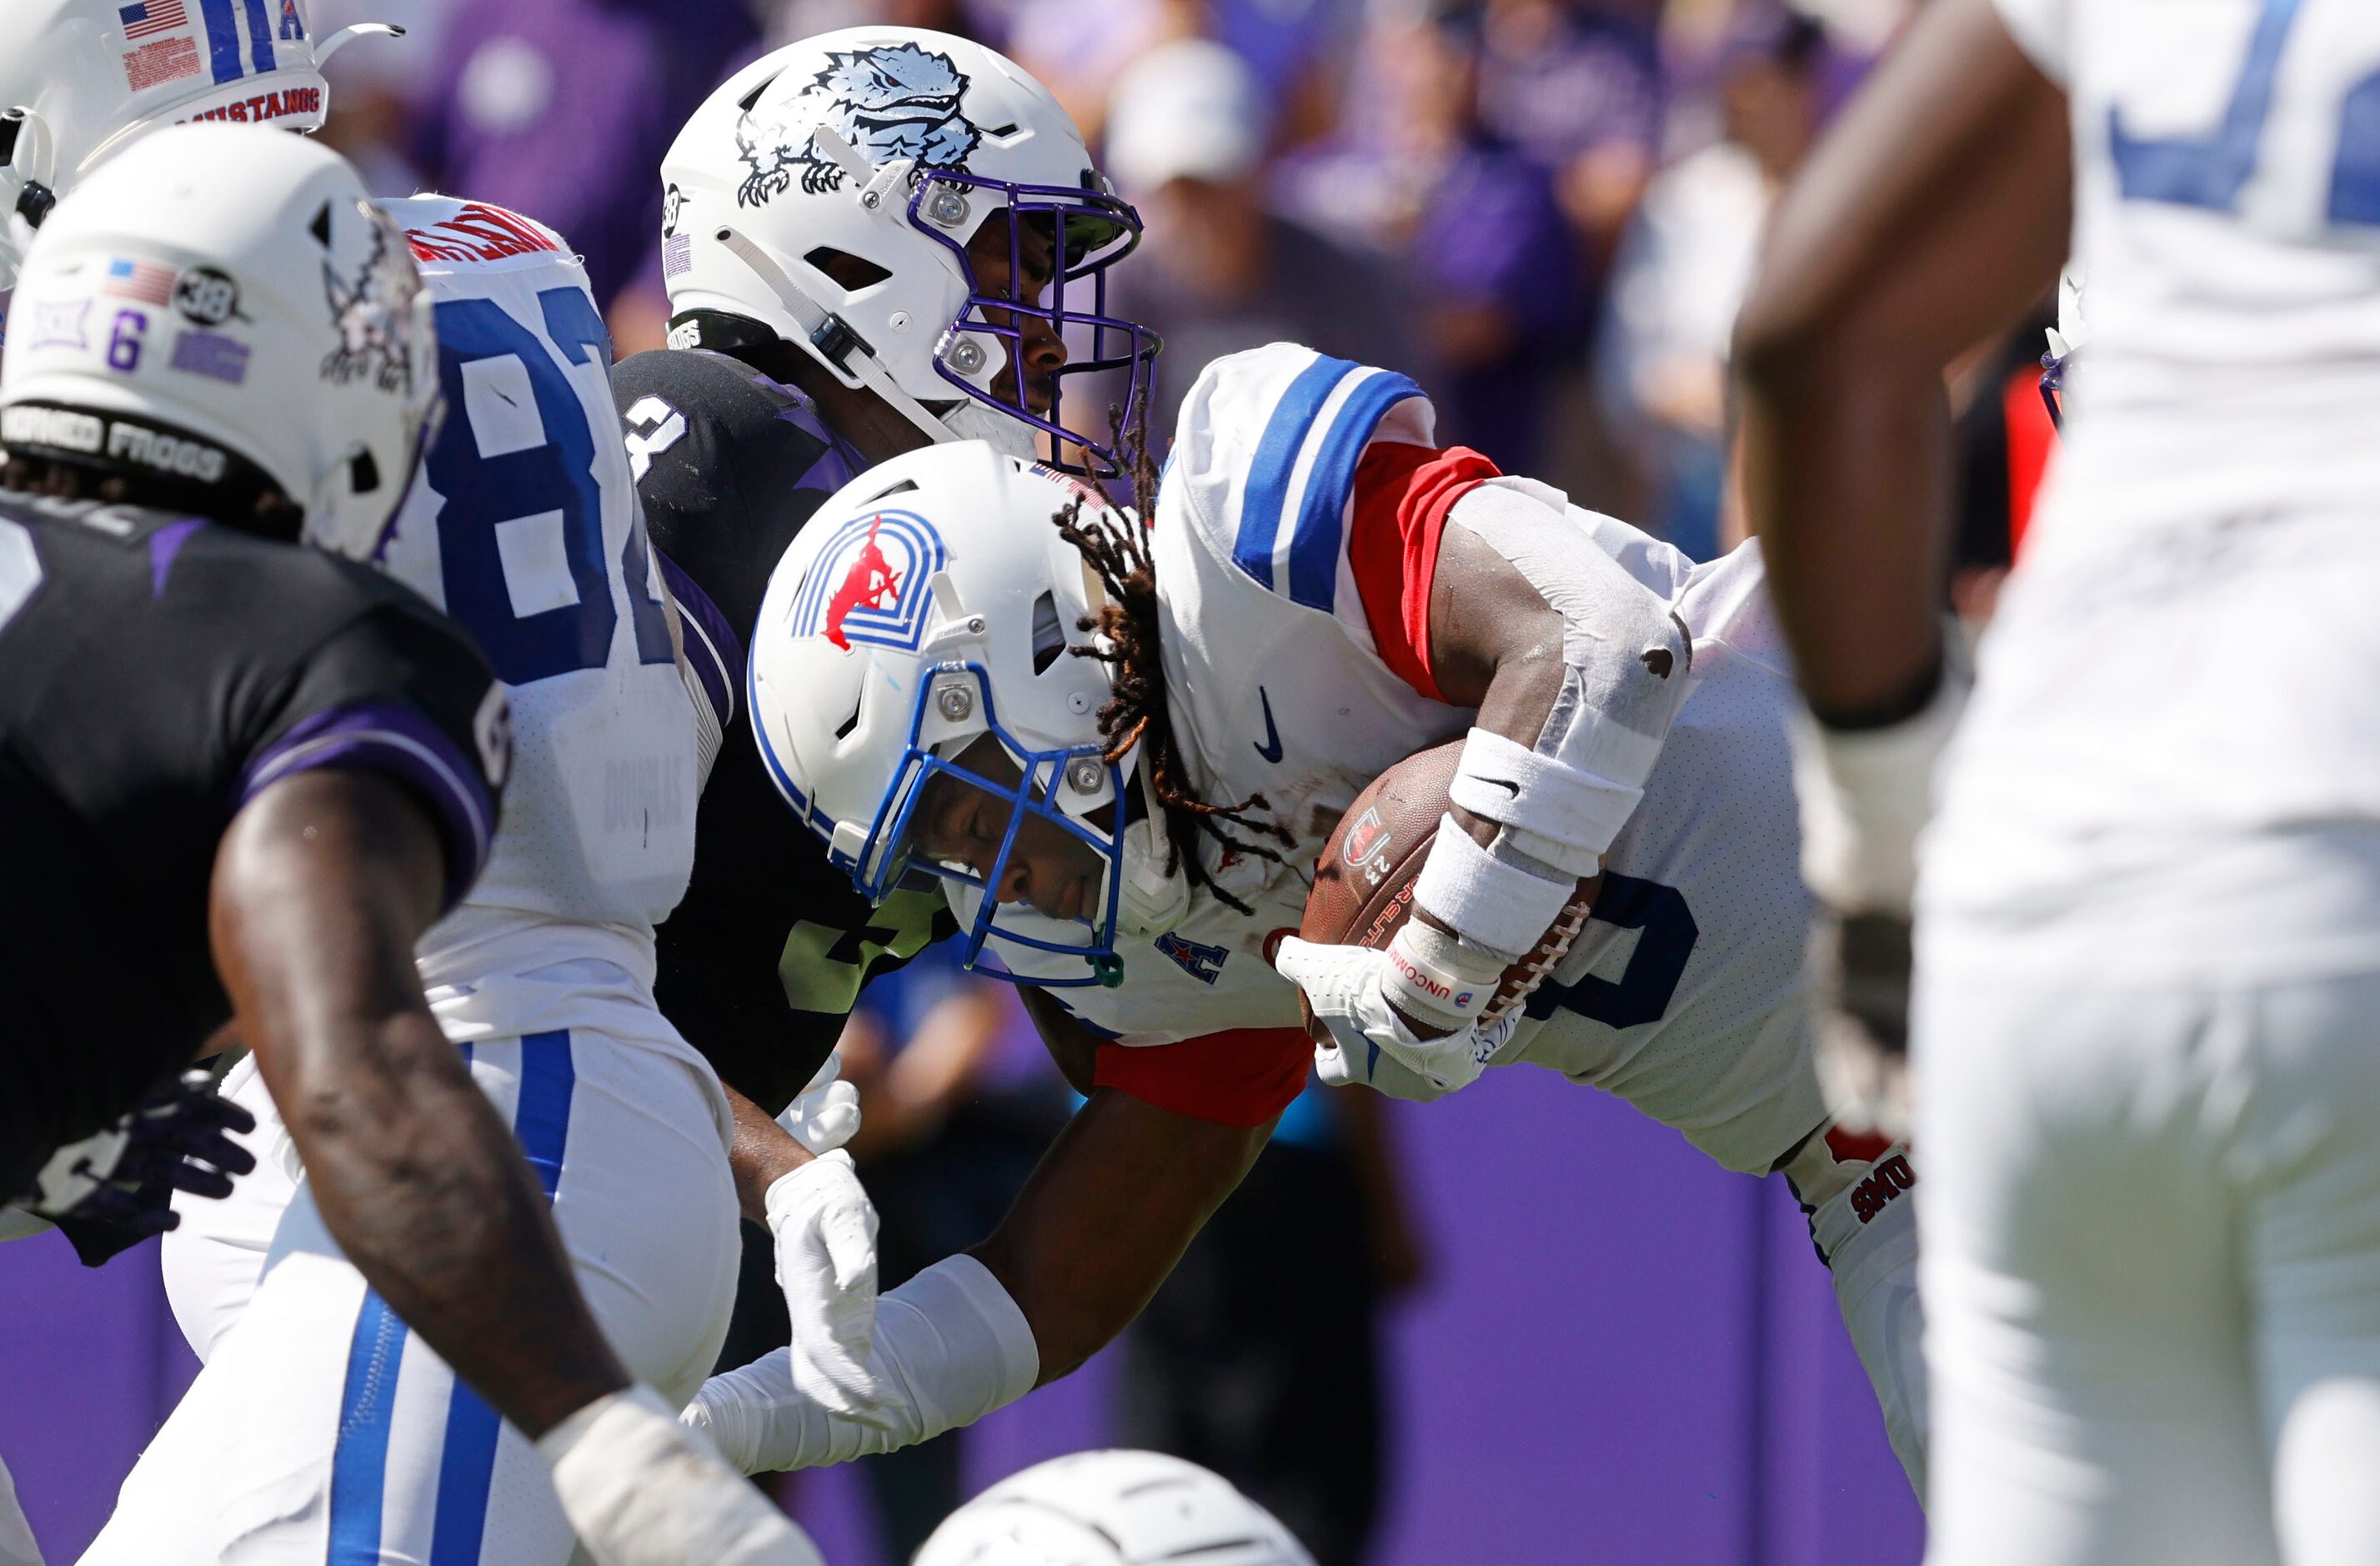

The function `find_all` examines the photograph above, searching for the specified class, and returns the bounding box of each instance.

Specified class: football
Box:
[1283,739,1601,1043]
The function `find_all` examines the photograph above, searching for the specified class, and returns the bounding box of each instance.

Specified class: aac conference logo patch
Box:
[793,508,948,653]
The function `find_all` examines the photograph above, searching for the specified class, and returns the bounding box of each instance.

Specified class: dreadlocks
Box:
[1052,405,1292,916]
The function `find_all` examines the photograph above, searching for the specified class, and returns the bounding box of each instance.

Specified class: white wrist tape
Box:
[1411,815,1577,962]
[1382,921,1508,1029]
[1448,726,1641,876]
[1791,650,1970,916]
[688,1252,1038,1473]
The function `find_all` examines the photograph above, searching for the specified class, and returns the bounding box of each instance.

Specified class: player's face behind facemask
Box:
[902,733,1116,926]
[0,124,439,558]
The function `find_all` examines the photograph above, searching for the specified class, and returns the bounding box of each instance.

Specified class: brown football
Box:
[1275,739,1601,1045]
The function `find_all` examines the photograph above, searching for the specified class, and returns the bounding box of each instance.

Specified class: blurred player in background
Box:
[0,121,809,1565]
[717,343,1926,1492]
[1738,0,2380,1560]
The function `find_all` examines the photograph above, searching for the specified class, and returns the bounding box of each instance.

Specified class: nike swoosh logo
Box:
[1253,685,1284,764]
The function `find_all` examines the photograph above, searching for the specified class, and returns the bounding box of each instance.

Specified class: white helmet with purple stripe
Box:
[0,0,399,294]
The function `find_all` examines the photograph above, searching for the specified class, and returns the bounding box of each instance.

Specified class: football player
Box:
[0,127,810,1565]
[717,344,1926,1492]
[1737,0,2380,1561]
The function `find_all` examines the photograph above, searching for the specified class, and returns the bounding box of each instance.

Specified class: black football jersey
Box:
[0,492,504,1192]
[614,348,954,1112]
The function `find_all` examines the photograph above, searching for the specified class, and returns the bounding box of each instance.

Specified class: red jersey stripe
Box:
[1345,440,1503,705]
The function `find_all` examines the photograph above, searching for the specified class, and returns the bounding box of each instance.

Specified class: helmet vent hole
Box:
[348,450,381,494]
[834,692,863,741]
[308,201,333,248]
[804,247,891,290]
[863,478,919,504]
[1030,590,1064,675]
[980,122,1019,137]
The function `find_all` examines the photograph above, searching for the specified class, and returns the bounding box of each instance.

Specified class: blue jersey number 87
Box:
[426,287,674,687]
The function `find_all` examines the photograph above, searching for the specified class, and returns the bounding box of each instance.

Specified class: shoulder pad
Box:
[1165,344,1436,612]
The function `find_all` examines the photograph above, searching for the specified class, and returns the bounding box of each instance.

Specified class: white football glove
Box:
[1272,936,1506,1095]
[537,1385,824,1565]
[774,1051,861,1155]
[766,1148,891,1428]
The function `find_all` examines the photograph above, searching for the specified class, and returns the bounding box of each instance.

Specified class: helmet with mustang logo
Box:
[0,0,400,294]
[749,440,1196,987]
[656,27,1158,479]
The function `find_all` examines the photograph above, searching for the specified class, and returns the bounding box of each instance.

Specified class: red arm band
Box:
[1345,441,1503,704]
[1093,1027,1311,1127]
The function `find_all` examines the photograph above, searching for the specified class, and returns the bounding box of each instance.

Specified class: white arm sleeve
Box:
[685,1253,1038,1474]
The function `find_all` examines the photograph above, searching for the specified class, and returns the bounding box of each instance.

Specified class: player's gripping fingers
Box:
[540,1386,825,1565]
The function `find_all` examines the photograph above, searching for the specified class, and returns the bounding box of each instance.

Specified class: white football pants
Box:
[1788,1129,1927,1497]
[1916,962,2380,1566]
[84,1031,740,1565]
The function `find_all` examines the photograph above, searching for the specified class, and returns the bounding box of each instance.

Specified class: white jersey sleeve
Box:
[1163,342,1438,674]
[374,197,701,1011]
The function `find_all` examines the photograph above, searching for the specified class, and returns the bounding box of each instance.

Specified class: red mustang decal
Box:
[825,517,902,650]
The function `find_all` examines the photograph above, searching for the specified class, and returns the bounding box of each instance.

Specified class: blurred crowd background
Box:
[308,0,1924,565]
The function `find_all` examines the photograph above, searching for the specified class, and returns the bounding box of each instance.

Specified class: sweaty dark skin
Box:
[213,770,627,1438]
[1733,0,2069,723]
[729,514,1580,1381]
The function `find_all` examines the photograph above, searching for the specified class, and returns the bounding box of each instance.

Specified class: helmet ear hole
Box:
[803,246,891,291]
[1030,589,1063,675]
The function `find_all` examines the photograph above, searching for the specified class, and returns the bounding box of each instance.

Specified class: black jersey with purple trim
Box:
[0,491,504,1188]
[614,347,956,1112]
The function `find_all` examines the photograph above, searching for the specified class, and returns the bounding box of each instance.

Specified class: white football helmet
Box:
[1,123,439,560]
[0,0,398,292]
[913,1450,1317,1566]
[749,439,1145,986]
[658,27,1157,479]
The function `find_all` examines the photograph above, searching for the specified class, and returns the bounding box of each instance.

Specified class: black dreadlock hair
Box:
[1051,404,1293,916]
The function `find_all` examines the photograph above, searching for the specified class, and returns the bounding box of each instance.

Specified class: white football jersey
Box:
[994,345,1823,1172]
[375,198,700,1029]
[1923,2,2380,981]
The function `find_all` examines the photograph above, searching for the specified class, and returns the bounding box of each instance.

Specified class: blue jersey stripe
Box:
[240,0,277,71]
[1230,354,1354,591]
[195,0,244,83]
[325,1293,407,1563]
[1284,370,1425,612]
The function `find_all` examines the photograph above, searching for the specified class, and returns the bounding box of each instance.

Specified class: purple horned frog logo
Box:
[318,206,421,398]
[735,43,981,208]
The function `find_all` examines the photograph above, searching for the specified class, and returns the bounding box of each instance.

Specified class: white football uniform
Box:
[989,344,1922,1483]
[92,200,741,1566]
[1916,5,2380,1563]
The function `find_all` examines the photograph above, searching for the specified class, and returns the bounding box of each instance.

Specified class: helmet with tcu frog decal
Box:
[2,124,439,560]
[657,28,1157,479]
[0,0,399,294]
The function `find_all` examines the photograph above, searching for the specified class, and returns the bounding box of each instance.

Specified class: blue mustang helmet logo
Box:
[735,43,982,208]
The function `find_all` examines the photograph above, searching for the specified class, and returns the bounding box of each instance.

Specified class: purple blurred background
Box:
[1,1068,1922,1563]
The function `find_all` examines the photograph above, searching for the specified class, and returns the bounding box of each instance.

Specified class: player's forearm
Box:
[1733,0,2069,721]
[970,1087,1270,1383]
[281,1012,630,1437]
[213,771,629,1438]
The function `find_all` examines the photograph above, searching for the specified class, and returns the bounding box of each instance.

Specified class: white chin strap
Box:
[1107,750,1190,939]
